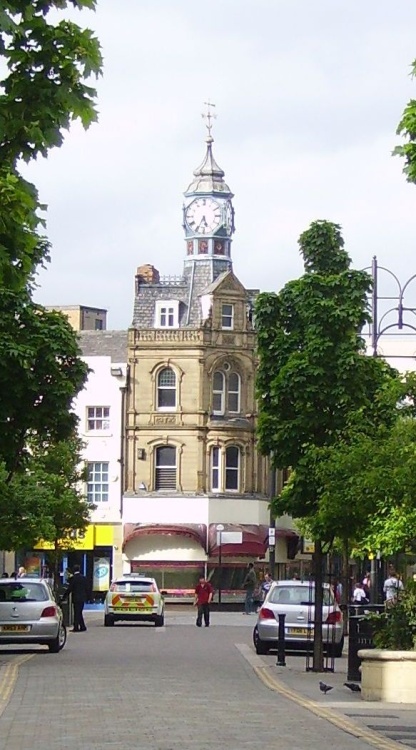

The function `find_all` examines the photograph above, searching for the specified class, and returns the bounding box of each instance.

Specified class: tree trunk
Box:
[312,540,324,671]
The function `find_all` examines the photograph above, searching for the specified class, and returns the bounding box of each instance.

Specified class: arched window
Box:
[210,445,241,492]
[212,371,225,414]
[211,446,221,490]
[225,446,240,490]
[155,446,176,490]
[227,373,240,413]
[157,367,176,410]
[212,367,241,416]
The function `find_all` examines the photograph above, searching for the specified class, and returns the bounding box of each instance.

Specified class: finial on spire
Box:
[202,99,216,138]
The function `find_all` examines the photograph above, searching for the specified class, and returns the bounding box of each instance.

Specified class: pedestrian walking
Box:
[383,570,403,607]
[242,562,257,614]
[194,576,214,627]
[61,564,89,632]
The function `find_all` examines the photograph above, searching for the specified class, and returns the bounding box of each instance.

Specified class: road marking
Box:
[0,655,33,718]
[236,644,404,750]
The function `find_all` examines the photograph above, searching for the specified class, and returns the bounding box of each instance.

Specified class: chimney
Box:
[136,264,160,286]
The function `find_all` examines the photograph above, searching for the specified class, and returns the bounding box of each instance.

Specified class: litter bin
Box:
[347,605,384,682]
[59,593,73,628]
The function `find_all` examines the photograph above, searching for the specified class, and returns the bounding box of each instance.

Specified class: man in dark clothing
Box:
[194,576,214,627]
[62,565,89,632]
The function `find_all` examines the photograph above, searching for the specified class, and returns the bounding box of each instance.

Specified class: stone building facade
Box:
[122,131,297,596]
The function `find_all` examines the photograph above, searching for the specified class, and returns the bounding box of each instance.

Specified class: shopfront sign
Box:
[93,557,111,591]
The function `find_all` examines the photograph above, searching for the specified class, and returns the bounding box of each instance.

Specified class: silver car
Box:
[0,578,66,653]
[253,580,344,657]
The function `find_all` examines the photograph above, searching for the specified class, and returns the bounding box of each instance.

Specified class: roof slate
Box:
[78,330,128,362]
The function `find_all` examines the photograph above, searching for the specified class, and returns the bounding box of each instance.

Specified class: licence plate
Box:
[1,624,31,632]
[287,627,311,636]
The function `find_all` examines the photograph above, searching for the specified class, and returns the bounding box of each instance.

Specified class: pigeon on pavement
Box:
[319,681,334,694]
[344,682,361,693]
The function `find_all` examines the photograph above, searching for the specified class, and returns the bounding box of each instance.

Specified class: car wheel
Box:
[48,623,67,653]
[104,614,115,627]
[328,635,344,658]
[154,614,164,627]
[253,625,269,655]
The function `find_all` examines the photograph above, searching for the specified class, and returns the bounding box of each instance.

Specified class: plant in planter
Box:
[366,582,416,651]
[359,582,416,702]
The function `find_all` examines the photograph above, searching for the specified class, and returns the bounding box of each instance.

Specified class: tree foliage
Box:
[311,412,416,557]
[0,434,91,552]
[395,59,416,185]
[256,220,397,483]
[0,1,102,288]
[0,1,101,547]
[255,220,398,669]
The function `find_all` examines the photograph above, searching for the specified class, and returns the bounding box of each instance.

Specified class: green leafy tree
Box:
[0,297,88,481]
[0,1,101,542]
[0,434,93,588]
[255,220,397,670]
[1,0,102,287]
[395,59,416,185]
[312,414,416,558]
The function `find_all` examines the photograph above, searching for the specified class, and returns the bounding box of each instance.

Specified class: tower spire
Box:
[202,99,217,139]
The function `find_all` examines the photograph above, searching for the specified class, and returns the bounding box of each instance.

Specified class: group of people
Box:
[351,568,404,606]
[1,566,27,579]
[193,564,274,627]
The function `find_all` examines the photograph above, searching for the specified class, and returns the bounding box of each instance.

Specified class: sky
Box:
[28,0,416,331]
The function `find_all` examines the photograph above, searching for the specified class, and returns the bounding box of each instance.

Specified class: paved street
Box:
[0,610,412,750]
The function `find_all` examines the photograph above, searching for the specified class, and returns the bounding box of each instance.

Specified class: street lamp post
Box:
[216,524,224,609]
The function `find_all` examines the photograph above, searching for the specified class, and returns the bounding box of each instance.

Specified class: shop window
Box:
[155,446,176,490]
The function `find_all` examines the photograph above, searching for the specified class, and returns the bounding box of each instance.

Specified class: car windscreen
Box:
[111,581,157,593]
[0,583,48,603]
[268,586,334,606]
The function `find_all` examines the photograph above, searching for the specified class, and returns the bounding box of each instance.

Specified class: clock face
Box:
[186,198,221,234]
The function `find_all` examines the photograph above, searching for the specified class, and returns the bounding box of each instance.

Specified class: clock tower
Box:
[183,104,235,274]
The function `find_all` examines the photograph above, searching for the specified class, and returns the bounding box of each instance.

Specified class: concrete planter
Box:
[358,649,416,703]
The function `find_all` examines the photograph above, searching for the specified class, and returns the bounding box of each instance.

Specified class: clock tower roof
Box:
[185,135,233,197]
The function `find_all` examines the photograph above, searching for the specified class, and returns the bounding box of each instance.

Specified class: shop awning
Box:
[122,524,207,552]
[208,524,298,558]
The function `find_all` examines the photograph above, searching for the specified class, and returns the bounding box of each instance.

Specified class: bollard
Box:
[276,613,286,666]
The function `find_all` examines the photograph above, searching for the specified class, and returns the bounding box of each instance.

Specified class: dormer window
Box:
[221,303,234,330]
[155,300,179,328]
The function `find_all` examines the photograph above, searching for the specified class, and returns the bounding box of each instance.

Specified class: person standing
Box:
[242,562,257,614]
[352,581,369,604]
[62,564,89,632]
[17,566,26,578]
[383,570,403,607]
[194,576,214,627]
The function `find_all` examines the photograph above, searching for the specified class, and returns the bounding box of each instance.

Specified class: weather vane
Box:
[202,99,217,137]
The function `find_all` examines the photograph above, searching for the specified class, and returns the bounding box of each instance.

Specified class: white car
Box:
[104,575,165,627]
[253,580,344,657]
